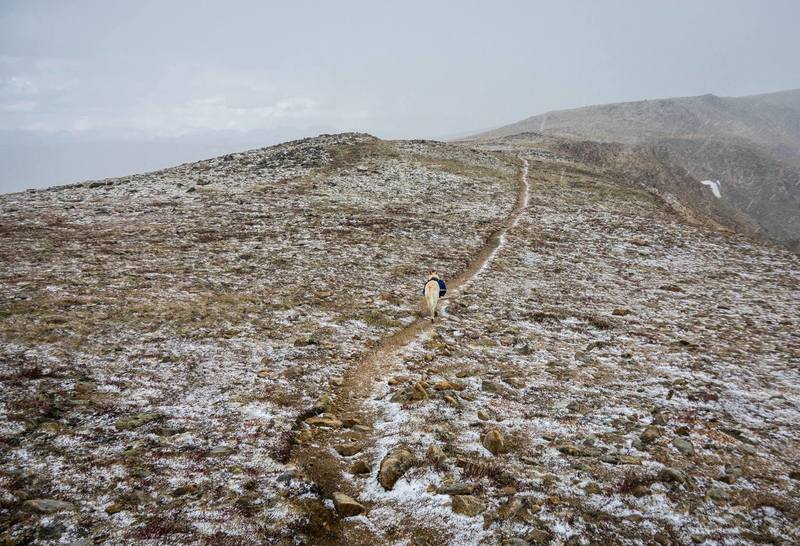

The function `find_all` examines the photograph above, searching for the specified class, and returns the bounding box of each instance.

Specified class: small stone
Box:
[444,395,460,407]
[434,380,452,390]
[172,484,199,496]
[412,382,429,400]
[350,461,370,475]
[482,428,505,456]
[654,533,670,545]
[335,443,362,457]
[378,447,415,490]
[500,485,517,496]
[313,395,333,412]
[436,482,476,495]
[640,425,661,444]
[477,410,491,421]
[740,443,757,456]
[105,503,124,515]
[208,445,234,457]
[330,376,344,386]
[619,455,642,465]
[481,380,504,394]
[673,438,695,456]
[706,486,729,502]
[632,485,650,497]
[341,416,361,428]
[305,415,342,428]
[426,444,446,463]
[23,499,76,514]
[332,492,365,517]
[659,467,686,484]
[584,483,602,495]
[115,413,161,430]
[451,495,486,516]
[277,470,295,485]
[675,425,690,436]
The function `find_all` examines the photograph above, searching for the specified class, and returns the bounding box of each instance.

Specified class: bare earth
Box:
[1,133,798,545]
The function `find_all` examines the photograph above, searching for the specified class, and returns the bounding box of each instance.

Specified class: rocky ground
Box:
[1,133,798,545]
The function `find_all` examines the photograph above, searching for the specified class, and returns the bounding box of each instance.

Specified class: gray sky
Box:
[1,0,799,191]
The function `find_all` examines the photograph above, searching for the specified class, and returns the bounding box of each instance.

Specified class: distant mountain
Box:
[470,89,800,252]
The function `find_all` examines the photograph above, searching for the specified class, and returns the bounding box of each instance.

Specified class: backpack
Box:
[422,278,447,297]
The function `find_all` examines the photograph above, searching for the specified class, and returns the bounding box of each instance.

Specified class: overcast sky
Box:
[1,0,799,191]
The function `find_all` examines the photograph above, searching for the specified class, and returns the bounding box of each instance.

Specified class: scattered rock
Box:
[451,495,486,516]
[557,444,601,457]
[350,461,370,475]
[640,425,661,444]
[706,486,729,502]
[305,415,342,428]
[659,467,687,484]
[172,484,199,496]
[436,482,476,495]
[208,445,234,457]
[477,409,491,421]
[335,443,363,457]
[673,438,695,456]
[481,380,505,394]
[426,444,446,463]
[740,443,757,456]
[115,413,161,430]
[341,416,361,428]
[482,428,505,456]
[413,382,429,400]
[23,499,76,514]
[332,492,365,517]
[653,532,670,546]
[313,394,333,412]
[379,447,415,490]
[105,503,124,515]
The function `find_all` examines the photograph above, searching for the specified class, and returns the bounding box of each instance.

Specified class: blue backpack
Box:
[422,278,447,297]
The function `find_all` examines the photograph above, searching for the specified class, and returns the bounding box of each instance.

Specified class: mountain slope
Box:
[1,134,799,545]
[471,89,800,252]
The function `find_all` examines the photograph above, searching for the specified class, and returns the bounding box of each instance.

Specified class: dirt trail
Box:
[287,157,530,540]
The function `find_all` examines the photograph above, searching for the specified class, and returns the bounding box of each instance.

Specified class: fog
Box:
[2,0,799,192]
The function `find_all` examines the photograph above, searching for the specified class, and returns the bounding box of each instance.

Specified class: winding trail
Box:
[287,157,530,540]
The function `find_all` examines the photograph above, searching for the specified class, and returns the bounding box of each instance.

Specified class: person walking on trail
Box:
[422,270,447,323]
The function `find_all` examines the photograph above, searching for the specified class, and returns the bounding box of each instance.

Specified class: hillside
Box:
[471,90,800,252]
[1,134,799,545]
